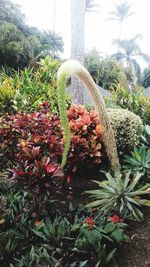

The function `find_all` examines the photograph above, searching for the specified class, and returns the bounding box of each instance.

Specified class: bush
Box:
[0,105,143,175]
[0,56,70,115]
[107,108,144,153]
[0,106,103,176]
[85,49,130,90]
[105,83,150,124]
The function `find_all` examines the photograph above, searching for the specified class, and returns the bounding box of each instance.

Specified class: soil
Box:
[117,210,150,267]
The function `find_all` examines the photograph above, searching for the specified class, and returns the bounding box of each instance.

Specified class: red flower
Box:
[108,215,123,223]
[34,221,42,226]
[83,217,96,229]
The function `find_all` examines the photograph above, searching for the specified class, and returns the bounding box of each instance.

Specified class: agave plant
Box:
[141,124,150,147]
[85,171,150,221]
[123,146,150,176]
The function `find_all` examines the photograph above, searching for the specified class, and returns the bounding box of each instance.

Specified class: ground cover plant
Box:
[0,183,128,267]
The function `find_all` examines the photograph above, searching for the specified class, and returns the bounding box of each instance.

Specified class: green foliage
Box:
[0,0,63,69]
[0,76,17,113]
[142,66,150,88]
[85,171,150,221]
[85,49,129,90]
[105,83,150,124]
[0,183,127,267]
[0,56,69,114]
[141,125,150,147]
[107,108,143,153]
[123,146,150,178]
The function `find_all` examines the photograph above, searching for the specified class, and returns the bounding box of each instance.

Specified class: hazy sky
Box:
[14,0,150,67]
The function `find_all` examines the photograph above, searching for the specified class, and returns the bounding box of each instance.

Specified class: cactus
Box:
[57,60,120,172]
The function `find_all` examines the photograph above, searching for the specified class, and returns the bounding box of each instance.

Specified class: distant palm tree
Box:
[112,34,150,83]
[109,1,133,52]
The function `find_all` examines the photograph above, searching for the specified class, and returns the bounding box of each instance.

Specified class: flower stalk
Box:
[57,60,120,172]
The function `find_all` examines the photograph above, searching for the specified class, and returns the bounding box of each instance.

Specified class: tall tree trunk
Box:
[70,0,86,104]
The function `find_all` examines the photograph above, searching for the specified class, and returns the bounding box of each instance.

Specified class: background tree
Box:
[0,0,63,69]
[112,34,150,83]
[85,48,130,90]
[109,1,133,52]
[142,66,150,88]
[70,0,99,104]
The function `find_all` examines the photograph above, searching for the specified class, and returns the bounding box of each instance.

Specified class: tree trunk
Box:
[70,0,86,104]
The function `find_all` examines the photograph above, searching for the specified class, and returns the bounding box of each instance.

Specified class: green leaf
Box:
[105,248,117,263]
[85,199,108,208]
[111,229,124,242]
[104,222,116,233]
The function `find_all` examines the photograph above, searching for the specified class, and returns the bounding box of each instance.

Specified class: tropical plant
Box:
[85,50,132,90]
[112,34,150,83]
[0,181,128,267]
[0,105,104,178]
[109,1,134,49]
[57,60,120,172]
[0,76,18,113]
[0,56,67,114]
[85,171,150,221]
[142,66,150,88]
[0,0,63,68]
[141,125,150,147]
[123,146,150,178]
[10,156,64,210]
[105,82,150,124]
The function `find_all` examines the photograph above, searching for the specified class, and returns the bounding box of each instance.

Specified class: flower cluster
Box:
[108,215,123,223]
[82,217,96,229]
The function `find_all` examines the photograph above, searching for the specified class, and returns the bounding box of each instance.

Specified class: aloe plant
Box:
[85,171,150,221]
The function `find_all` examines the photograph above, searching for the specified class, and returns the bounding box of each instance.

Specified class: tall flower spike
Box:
[57,60,121,172]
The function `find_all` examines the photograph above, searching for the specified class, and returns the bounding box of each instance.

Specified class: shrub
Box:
[85,49,129,90]
[0,106,103,176]
[107,108,144,153]
[10,156,64,210]
[105,83,150,124]
[0,56,70,115]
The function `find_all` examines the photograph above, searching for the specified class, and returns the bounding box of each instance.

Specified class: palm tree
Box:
[70,0,98,104]
[112,34,150,83]
[109,1,133,52]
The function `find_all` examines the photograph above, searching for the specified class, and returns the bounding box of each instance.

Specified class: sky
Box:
[14,0,150,67]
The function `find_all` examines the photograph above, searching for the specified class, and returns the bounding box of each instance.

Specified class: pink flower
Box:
[108,215,123,223]
[82,217,96,229]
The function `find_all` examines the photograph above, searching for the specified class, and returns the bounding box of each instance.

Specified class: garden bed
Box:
[117,211,150,267]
